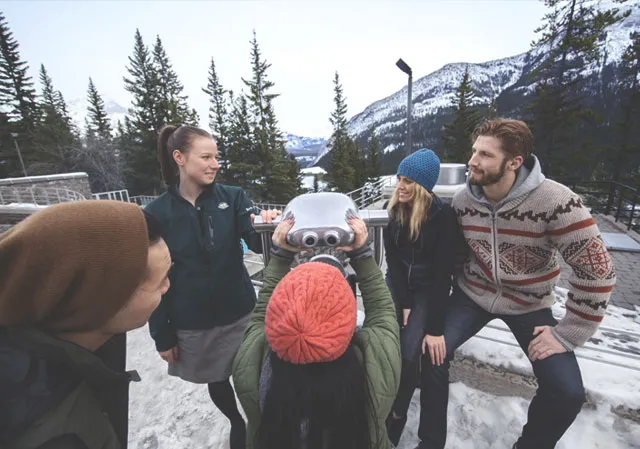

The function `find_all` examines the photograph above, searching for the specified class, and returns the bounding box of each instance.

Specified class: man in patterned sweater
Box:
[416,119,616,449]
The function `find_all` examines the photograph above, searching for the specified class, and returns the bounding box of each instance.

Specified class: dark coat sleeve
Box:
[143,202,178,353]
[383,222,412,309]
[425,205,461,336]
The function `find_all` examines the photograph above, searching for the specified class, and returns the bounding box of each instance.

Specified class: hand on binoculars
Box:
[272,215,307,253]
[251,208,282,225]
[337,217,368,252]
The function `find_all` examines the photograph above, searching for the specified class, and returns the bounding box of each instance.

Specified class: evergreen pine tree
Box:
[0,11,38,176]
[313,174,320,192]
[529,0,629,177]
[152,36,195,126]
[86,77,112,140]
[611,30,640,184]
[73,78,122,192]
[242,31,300,202]
[122,29,163,194]
[0,12,37,124]
[487,89,498,119]
[367,127,382,184]
[31,64,77,174]
[226,91,260,195]
[202,57,229,181]
[350,139,367,189]
[441,66,481,163]
[326,71,356,192]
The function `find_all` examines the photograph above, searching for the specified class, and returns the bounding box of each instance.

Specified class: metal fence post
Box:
[615,187,625,223]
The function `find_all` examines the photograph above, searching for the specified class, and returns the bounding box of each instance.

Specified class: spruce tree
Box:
[86,77,112,140]
[0,11,37,176]
[611,31,640,183]
[242,31,300,202]
[326,71,356,192]
[313,174,320,192]
[0,12,37,125]
[152,36,196,126]
[122,29,163,194]
[226,91,259,194]
[74,78,122,192]
[367,128,382,184]
[529,0,629,176]
[441,66,481,163]
[487,89,498,119]
[203,57,229,181]
[31,64,77,174]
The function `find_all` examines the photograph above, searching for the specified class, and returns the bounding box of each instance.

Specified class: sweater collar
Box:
[466,155,545,209]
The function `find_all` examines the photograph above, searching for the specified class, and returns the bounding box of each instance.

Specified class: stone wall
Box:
[0,172,92,199]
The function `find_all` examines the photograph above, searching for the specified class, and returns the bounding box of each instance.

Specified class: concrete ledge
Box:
[449,355,639,424]
[0,172,89,186]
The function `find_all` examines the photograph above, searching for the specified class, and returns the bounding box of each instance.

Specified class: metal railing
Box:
[0,186,86,206]
[346,177,394,208]
[253,202,286,212]
[129,195,156,207]
[556,180,640,234]
[92,189,130,202]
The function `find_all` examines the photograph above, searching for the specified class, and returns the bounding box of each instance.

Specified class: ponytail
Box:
[158,125,179,186]
[157,124,212,186]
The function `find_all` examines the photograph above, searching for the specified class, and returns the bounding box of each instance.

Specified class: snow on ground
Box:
[127,287,640,449]
[300,167,327,175]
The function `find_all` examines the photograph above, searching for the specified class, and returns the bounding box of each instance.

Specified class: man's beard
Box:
[469,157,508,186]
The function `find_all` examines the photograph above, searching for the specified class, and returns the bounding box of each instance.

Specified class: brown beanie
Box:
[0,200,150,332]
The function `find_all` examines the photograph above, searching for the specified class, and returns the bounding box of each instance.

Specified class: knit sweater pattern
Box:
[452,178,616,350]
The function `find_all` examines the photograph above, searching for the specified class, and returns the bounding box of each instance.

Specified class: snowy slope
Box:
[348,53,527,138]
[310,0,640,167]
[126,286,640,449]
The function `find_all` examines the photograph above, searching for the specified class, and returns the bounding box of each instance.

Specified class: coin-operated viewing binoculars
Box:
[252,192,389,272]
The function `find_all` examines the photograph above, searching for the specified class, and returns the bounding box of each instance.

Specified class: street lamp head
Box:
[396,58,412,76]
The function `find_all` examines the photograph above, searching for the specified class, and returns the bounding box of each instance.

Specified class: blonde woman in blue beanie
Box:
[383,149,464,447]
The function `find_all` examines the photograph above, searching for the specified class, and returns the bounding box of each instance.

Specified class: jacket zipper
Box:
[208,216,215,246]
[488,209,502,312]
[408,247,415,285]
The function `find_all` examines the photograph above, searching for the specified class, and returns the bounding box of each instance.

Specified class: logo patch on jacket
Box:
[218,202,229,210]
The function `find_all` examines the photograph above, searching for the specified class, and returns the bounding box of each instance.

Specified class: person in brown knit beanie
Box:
[0,200,172,449]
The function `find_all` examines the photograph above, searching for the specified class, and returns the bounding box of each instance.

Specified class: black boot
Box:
[229,417,246,449]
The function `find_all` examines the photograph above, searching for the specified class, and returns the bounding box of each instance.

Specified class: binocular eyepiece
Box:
[300,231,341,248]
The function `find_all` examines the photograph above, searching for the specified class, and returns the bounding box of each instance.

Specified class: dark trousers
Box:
[386,278,428,420]
[419,287,585,449]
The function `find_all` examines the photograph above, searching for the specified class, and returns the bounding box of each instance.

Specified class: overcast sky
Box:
[2,0,548,137]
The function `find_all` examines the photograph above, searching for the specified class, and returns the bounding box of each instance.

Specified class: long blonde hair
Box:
[387,182,433,242]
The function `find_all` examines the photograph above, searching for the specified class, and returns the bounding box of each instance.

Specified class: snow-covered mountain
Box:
[67,97,128,133]
[285,133,327,151]
[285,133,328,168]
[312,0,640,166]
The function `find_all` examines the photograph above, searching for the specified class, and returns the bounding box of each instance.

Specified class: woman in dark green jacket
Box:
[146,125,279,449]
[233,217,401,449]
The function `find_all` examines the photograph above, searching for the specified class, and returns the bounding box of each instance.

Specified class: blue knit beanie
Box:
[397,149,441,192]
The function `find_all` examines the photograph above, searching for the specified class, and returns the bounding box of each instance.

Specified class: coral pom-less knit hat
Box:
[397,148,441,192]
[265,262,357,364]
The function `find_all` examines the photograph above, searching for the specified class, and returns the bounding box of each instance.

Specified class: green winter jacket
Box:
[145,183,262,352]
[232,254,401,449]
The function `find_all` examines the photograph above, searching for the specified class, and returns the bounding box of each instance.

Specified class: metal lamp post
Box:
[10,132,28,177]
[396,58,413,156]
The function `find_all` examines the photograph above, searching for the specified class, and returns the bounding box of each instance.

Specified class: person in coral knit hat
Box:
[233,215,401,449]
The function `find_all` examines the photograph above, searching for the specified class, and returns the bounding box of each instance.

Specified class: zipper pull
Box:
[208,216,214,245]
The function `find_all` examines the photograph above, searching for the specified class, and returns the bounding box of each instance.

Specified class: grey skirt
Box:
[168,313,251,384]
